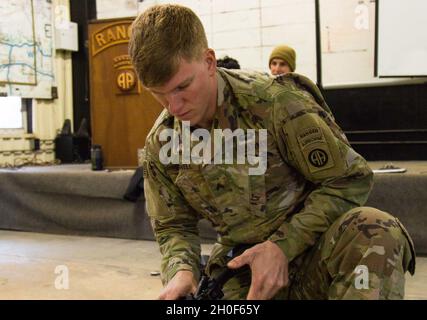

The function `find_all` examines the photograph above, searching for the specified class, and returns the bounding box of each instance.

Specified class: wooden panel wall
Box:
[88,18,163,169]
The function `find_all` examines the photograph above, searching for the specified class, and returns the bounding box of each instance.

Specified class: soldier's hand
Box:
[158,270,198,300]
[227,240,289,300]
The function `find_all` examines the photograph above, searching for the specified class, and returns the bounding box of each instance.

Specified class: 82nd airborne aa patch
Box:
[297,127,335,173]
[309,149,329,167]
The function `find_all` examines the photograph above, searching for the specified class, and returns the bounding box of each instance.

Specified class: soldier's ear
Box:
[205,49,217,75]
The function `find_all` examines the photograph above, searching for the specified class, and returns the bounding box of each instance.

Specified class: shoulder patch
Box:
[308,149,330,168]
[296,126,335,173]
[304,146,335,173]
[297,127,325,148]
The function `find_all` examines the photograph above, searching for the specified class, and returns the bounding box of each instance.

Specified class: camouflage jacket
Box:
[142,68,373,284]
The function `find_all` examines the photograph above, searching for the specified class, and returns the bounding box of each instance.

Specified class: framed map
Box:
[0,0,54,99]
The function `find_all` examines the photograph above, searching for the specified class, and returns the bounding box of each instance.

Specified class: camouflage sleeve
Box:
[269,90,374,262]
[142,144,201,285]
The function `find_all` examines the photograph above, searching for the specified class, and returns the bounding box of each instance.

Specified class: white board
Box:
[377,0,427,77]
[319,0,426,88]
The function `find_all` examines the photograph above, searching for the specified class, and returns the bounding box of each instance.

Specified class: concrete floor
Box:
[0,230,425,300]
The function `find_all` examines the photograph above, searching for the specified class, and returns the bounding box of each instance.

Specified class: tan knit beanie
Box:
[269,45,296,72]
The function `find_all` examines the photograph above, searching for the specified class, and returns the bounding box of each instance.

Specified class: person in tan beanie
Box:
[269,45,296,75]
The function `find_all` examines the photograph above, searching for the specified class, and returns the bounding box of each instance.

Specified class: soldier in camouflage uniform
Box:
[129,4,415,300]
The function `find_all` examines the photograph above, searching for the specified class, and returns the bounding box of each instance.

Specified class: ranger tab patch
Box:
[297,127,324,148]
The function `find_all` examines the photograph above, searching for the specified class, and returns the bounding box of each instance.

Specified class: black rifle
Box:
[184,243,253,300]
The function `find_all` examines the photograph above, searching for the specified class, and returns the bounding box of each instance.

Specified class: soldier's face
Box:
[270,58,291,75]
[147,50,218,128]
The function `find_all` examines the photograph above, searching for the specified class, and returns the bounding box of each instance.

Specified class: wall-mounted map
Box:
[0,0,54,99]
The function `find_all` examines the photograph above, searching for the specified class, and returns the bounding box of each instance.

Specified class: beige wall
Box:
[0,0,73,166]
[97,0,317,81]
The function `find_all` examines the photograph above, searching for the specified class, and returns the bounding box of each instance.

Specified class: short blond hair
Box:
[129,4,208,87]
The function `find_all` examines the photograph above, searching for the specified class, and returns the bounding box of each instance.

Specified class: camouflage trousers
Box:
[210,207,416,300]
